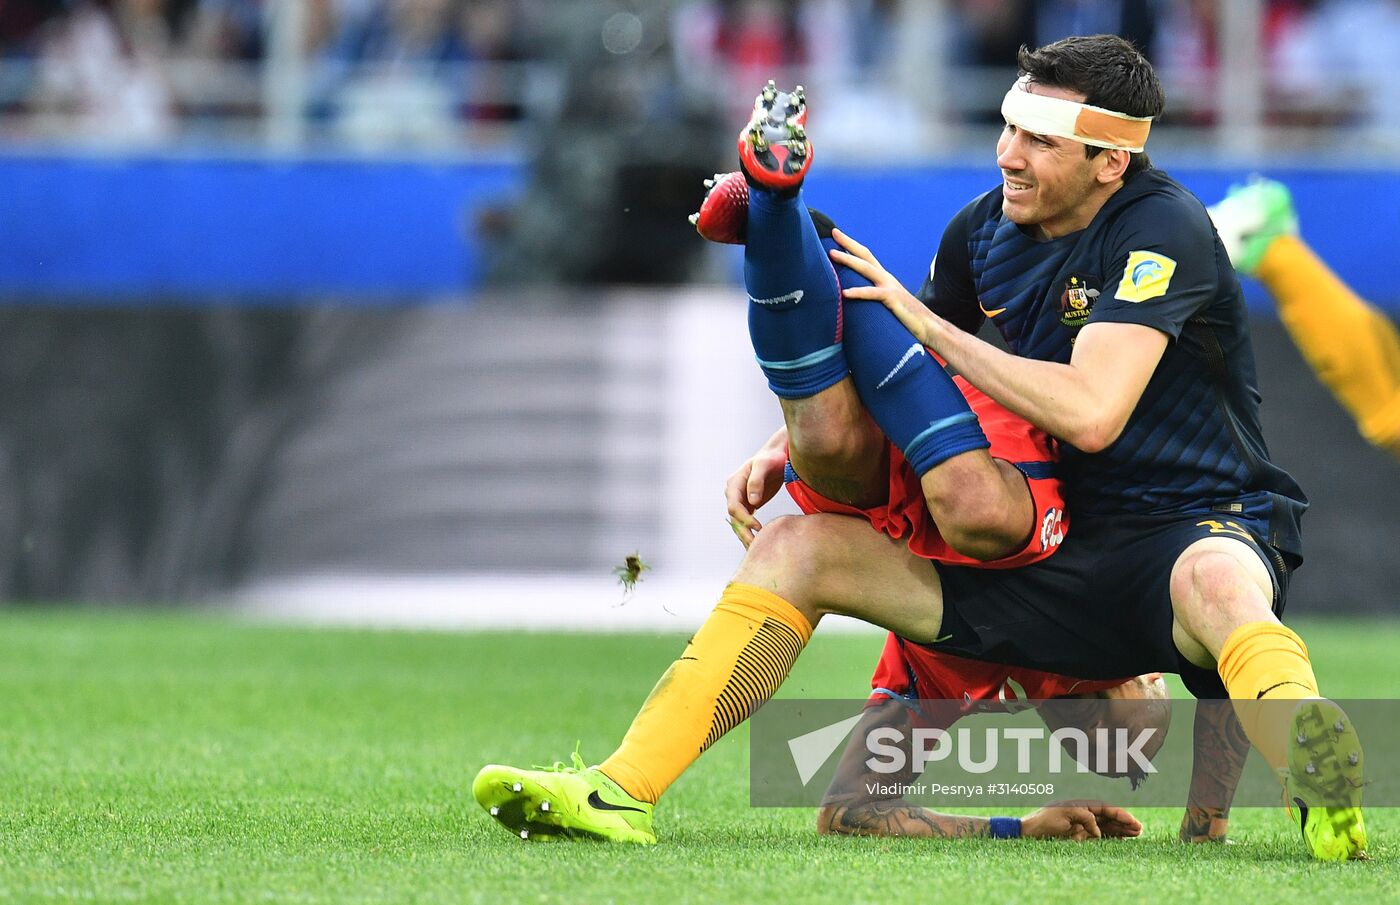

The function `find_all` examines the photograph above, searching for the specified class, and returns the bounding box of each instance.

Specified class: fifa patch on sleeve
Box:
[1114,250,1177,303]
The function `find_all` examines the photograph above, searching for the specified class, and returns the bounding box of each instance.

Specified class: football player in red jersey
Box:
[726,418,1244,843]
[818,656,1164,840]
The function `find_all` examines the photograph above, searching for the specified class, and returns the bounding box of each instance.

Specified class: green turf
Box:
[0,612,1394,904]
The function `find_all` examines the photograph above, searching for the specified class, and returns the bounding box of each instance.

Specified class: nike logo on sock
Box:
[875,343,925,389]
[587,790,647,813]
[749,290,804,306]
[1257,681,1312,698]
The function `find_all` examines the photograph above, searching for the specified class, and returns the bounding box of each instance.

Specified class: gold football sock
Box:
[1217,620,1319,775]
[1257,235,1400,450]
[600,582,813,804]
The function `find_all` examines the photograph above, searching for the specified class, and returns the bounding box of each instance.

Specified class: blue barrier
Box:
[0,154,522,300]
[0,153,1396,309]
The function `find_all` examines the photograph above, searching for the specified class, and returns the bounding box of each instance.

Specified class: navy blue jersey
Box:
[918,169,1306,557]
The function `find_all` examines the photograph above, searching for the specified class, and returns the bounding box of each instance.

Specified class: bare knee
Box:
[1171,550,1263,617]
[742,514,809,568]
[737,515,837,623]
[1170,546,1275,660]
[737,513,944,641]
[922,456,1033,561]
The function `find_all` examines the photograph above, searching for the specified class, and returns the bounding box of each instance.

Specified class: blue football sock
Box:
[832,239,988,476]
[744,188,847,399]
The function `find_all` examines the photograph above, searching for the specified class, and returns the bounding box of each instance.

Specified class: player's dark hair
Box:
[1017,35,1165,179]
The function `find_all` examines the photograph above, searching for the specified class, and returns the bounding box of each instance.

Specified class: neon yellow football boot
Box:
[1284,700,1368,861]
[473,751,656,844]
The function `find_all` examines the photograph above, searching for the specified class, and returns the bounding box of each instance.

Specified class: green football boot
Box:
[1284,700,1368,861]
[1206,176,1299,277]
[473,751,657,844]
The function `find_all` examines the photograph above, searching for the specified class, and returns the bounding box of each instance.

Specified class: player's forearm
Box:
[926,319,1122,452]
[1179,700,1250,842]
[1179,806,1228,843]
[818,798,990,838]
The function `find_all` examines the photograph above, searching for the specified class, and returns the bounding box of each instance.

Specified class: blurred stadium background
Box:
[0,0,1397,629]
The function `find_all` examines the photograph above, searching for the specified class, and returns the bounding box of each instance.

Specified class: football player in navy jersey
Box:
[831,35,1365,861]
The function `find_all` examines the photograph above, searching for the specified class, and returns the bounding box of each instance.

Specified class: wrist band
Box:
[989,817,1022,839]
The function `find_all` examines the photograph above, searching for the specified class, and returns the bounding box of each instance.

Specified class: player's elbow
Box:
[1066,426,1113,454]
[1064,413,1130,455]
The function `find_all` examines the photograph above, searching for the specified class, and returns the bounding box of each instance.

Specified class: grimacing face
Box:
[996,83,1107,240]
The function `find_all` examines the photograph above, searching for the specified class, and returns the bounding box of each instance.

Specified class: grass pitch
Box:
[0,612,1395,904]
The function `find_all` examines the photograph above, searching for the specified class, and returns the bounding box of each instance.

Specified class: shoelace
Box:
[533,744,588,774]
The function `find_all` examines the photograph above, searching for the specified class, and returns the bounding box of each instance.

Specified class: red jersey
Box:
[868,633,1124,721]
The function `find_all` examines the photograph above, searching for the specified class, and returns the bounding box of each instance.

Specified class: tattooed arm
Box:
[817,698,936,835]
[816,698,1141,840]
[819,795,992,838]
[1179,699,1251,843]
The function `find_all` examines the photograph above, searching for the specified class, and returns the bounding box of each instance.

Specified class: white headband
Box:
[1001,76,1152,153]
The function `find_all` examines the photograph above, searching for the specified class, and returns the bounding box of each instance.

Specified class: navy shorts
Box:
[929,509,1296,696]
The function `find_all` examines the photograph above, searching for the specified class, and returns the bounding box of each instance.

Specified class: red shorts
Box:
[784,376,1068,569]
[868,633,1125,717]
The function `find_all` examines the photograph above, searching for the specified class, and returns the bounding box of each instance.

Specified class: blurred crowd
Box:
[0,0,1397,147]
[0,0,528,143]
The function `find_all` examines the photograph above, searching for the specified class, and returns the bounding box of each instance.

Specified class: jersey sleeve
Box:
[915,198,985,335]
[1088,193,1220,340]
